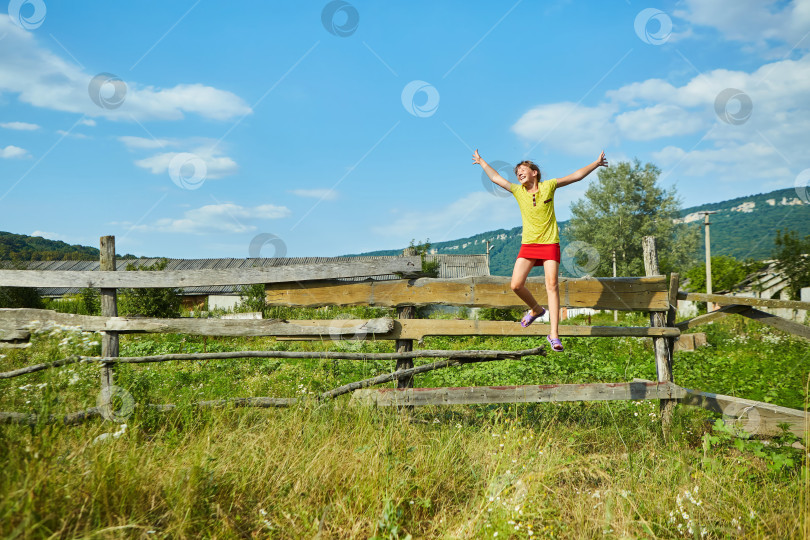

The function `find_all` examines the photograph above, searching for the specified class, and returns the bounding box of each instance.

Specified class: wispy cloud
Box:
[0,145,29,159]
[116,203,292,234]
[1,121,39,131]
[134,149,238,180]
[289,188,338,200]
[0,16,252,122]
[512,50,810,189]
[372,191,516,245]
[56,130,89,139]
[119,136,240,179]
[118,135,172,150]
[673,0,810,55]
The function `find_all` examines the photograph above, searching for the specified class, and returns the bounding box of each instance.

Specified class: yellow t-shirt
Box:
[510,179,559,244]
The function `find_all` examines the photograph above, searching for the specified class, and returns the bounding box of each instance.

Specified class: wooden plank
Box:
[99,235,118,393]
[0,309,679,340]
[0,308,394,337]
[0,408,103,426]
[678,387,808,436]
[265,276,670,311]
[666,273,679,328]
[0,347,547,380]
[675,304,749,331]
[735,306,810,341]
[0,341,30,349]
[352,381,685,407]
[0,257,422,288]
[385,320,679,339]
[642,237,675,433]
[322,347,546,399]
[677,291,810,311]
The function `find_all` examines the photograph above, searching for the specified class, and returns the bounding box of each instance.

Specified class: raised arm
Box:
[473,149,512,193]
[556,151,608,188]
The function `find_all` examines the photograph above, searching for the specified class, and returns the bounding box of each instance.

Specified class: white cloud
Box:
[121,136,239,179]
[56,130,89,139]
[135,149,238,179]
[0,16,252,122]
[373,191,517,245]
[0,145,29,158]
[674,0,810,51]
[513,51,810,191]
[118,135,172,150]
[1,121,39,130]
[121,203,292,234]
[614,104,706,141]
[80,118,96,127]
[31,230,66,241]
[289,188,338,200]
[511,102,616,155]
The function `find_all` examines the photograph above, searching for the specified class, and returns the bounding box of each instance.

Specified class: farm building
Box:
[677,259,809,322]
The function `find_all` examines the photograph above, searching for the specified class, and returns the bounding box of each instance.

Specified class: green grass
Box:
[0,312,808,538]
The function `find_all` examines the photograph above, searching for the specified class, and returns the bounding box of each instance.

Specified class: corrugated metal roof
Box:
[2,254,489,296]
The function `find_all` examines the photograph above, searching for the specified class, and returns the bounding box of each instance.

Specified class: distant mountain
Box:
[353,187,810,276]
[0,232,138,262]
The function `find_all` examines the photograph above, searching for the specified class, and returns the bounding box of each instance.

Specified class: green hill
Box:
[0,232,100,262]
[354,187,810,276]
[0,232,141,262]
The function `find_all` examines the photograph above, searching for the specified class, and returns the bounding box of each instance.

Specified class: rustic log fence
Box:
[1,236,808,438]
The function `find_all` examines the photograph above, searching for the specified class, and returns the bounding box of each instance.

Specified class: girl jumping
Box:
[473,150,607,352]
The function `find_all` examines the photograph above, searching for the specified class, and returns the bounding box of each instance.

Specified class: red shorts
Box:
[517,243,560,266]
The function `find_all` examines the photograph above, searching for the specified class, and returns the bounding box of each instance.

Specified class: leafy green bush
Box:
[236,283,266,313]
[478,307,523,321]
[772,229,810,299]
[409,239,439,277]
[683,255,762,293]
[0,286,44,308]
[118,259,181,318]
[43,288,101,315]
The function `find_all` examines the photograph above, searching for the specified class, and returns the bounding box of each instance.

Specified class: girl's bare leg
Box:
[511,258,543,315]
[542,259,560,339]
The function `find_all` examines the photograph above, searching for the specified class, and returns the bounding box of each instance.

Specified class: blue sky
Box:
[1,0,809,258]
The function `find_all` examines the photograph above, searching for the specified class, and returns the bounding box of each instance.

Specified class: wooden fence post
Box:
[395,248,417,389]
[100,236,118,393]
[642,236,675,434]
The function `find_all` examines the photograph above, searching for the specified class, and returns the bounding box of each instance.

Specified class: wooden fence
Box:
[1,236,808,438]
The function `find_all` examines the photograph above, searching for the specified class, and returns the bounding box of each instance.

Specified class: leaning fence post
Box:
[395,247,417,389]
[99,236,118,394]
[642,236,675,434]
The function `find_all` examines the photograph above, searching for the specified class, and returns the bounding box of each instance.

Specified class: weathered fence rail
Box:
[0,309,680,342]
[265,275,670,310]
[0,258,422,288]
[1,235,808,438]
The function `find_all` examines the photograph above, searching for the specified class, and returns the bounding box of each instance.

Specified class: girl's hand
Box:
[472,149,483,165]
[596,151,608,167]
